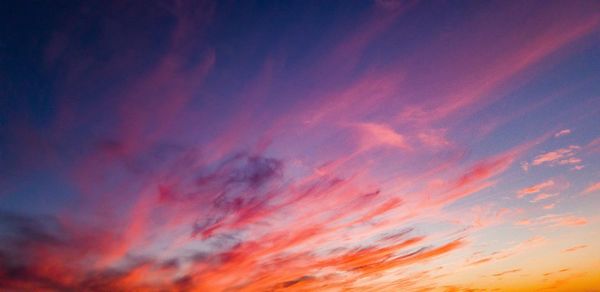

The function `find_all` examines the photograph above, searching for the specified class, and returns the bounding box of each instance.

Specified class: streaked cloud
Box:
[530,192,558,203]
[467,236,546,267]
[583,181,600,194]
[515,214,588,227]
[354,122,411,151]
[531,145,581,166]
[1,0,599,290]
[492,268,522,277]
[554,129,572,138]
[517,180,555,198]
[562,245,587,253]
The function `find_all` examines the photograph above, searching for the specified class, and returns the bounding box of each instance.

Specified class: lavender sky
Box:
[1,0,600,291]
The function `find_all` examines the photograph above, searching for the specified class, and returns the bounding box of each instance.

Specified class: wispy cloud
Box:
[467,236,546,267]
[562,245,587,253]
[554,129,572,138]
[531,145,581,166]
[583,181,600,194]
[515,214,587,228]
[354,122,411,151]
[2,0,600,290]
[517,180,555,198]
[492,268,522,277]
[530,193,558,203]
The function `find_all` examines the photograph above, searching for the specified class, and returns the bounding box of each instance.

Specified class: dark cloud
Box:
[228,155,283,188]
[277,275,315,288]
[0,211,70,290]
[492,269,521,277]
[195,153,283,190]
[378,228,414,242]
[155,152,285,238]
[0,211,64,247]
[0,211,166,291]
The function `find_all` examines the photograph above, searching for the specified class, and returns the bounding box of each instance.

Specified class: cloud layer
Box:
[1,0,600,291]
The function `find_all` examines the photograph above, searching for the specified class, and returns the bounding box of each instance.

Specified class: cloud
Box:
[571,165,584,171]
[226,155,283,189]
[517,180,555,198]
[554,129,572,138]
[530,193,558,203]
[355,122,411,151]
[551,215,586,227]
[531,145,581,167]
[558,157,582,165]
[515,214,587,228]
[0,211,142,290]
[465,205,512,229]
[492,268,521,277]
[467,236,546,266]
[2,0,600,291]
[585,137,600,153]
[342,239,466,275]
[419,149,519,209]
[583,181,600,194]
[562,245,587,253]
[417,129,450,149]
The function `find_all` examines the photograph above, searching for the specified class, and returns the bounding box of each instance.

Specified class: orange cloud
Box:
[517,180,555,198]
[350,239,466,275]
[583,181,600,194]
[467,236,546,266]
[492,268,522,277]
[515,214,588,228]
[3,1,600,291]
[562,245,587,253]
[531,145,580,166]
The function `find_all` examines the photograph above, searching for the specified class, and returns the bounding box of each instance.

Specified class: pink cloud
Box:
[550,215,587,227]
[355,122,411,151]
[468,206,512,229]
[520,161,530,172]
[417,129,450,149]
[515,214,588,228]
[571,165,585,171]
[531,145,581,166]
[3,1,600,291]
[585,137,600,153]
[530,193,558,203]
[583,181,600,194]
[423,149,518,208]
[558,157,582,165]
[554,129,572,138]
[394,8,600,126]
[517,180,555,198]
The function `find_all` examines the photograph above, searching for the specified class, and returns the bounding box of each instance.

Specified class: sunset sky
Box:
[1,1,600,291]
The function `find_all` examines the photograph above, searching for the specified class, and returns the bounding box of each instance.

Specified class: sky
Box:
[1,0,600,291]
